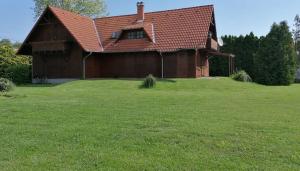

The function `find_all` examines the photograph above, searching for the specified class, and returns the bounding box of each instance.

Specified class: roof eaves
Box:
[17,6,51,55]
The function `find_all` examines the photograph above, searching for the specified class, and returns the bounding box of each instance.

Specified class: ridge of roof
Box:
[48,6,103,52]
[48,6,92,20]
[94,4,214,20]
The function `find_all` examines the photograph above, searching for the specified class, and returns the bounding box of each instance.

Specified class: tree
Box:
[293,14,300,66]
[210,35,235,76]
[254,21,297,85]
[293,15,300,42]
[0,39,12,47]
[0,39,23,49]
[33,0,107,19]
[210,33,259,77]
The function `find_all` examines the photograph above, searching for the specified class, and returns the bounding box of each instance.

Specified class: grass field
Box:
[1,78,300,170]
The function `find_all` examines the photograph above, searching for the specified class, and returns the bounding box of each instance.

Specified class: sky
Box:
[0,0,299,42]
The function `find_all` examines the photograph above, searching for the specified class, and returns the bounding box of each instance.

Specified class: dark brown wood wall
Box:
[29,11,83,79]
[86,50,201,79]
[29,11,73,42]
[85,53,101,78]
[32,44,83,79]
[196,50,209,77]
[100,52,161,78]
[163,50,196,78]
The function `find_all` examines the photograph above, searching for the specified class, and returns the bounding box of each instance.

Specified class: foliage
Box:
[293,15,300,42]
[0,44,32,84]
[0,39,22,49]
[33,0,108,19]
[231,70,252,82]
[1,79,300,170]
[293,14,300,66]
[142,74,156,88]
[254,21,297,85]
[4,64,32,85]
[210,33,260,78]
[0,78,15,92]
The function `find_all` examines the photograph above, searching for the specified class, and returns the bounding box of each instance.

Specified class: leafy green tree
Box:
[0,39,12,46]
[0,39,23,49]
[254,21,297,85]
[239,33,259,77]
[210,33,259,77]
[33,0,108,19]
[293,14,300,66]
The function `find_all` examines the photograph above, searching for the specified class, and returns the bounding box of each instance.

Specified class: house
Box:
[18,2,232,83]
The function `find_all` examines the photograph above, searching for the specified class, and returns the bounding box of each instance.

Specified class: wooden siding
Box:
[196,50,209,77]
[86,52,161,78]
[32,44,82,79]
[86,50,208,79]
[163,50,196,78]
[30,11,83,79]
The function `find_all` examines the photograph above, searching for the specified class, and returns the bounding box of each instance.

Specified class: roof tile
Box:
[94,5,214,52]
[49,6,103,52]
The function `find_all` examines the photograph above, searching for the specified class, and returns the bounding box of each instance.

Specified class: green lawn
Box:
[1,78,300,170]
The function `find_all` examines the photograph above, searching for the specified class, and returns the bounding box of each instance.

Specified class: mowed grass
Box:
[1,78,300,170]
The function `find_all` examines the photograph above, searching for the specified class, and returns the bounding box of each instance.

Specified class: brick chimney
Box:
[137,2,144,22]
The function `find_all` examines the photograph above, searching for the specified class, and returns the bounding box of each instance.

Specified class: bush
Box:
[231,70,252,82]
[142,74,156,88]
[4,64,32,84]
[0,78,15,92]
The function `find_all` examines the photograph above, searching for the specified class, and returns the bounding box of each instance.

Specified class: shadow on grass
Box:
[0,92,27,99]
[16,78,178,88]
[158,79,177,83]
[138,79,177,89]
[88,78,177,83]
[18,84,59,88]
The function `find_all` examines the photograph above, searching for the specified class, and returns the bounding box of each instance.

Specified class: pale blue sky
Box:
[0,0,299,42]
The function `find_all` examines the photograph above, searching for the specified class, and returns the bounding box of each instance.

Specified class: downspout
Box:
[31,56,34,83]
[195,49,198,78]
[159,52,164,79]
[82,52,93,80]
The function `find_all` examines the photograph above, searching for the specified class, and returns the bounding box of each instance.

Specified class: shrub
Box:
[231,70,252,82]
[0,44,32,85]
[4,64,32,84]
[0,78,15,92]
[142,74,156,88]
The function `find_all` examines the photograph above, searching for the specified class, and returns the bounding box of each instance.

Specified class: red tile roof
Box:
[19,5,215,54]
[117,22,155,43]
[49,7,103,52]
[96,5,214,52]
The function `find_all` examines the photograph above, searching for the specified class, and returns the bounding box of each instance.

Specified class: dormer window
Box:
[127,30,145,39]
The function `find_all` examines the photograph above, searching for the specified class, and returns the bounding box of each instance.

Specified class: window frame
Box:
[126,30,146,40]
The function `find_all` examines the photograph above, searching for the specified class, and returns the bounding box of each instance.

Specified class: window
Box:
[127,30,145,39]
[111,31,121,39]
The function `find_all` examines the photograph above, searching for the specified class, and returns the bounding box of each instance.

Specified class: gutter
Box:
[82,52,93,80]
